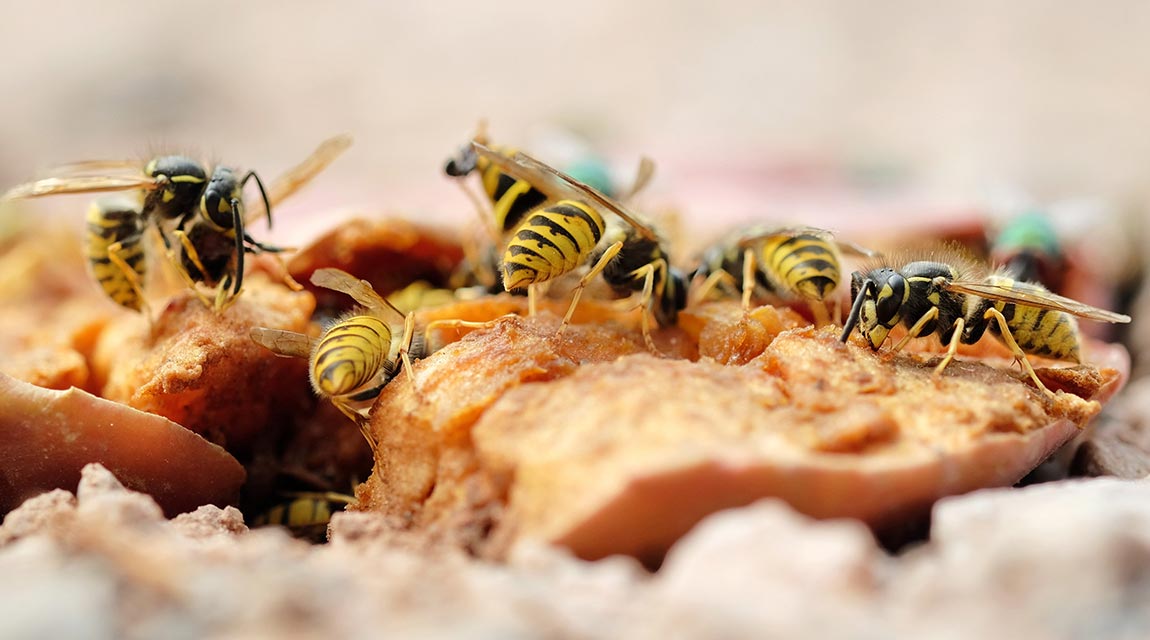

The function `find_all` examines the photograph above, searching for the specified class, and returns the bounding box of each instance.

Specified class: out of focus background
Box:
[1,1,1148,269]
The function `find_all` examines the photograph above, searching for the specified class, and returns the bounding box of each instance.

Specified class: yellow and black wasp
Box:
[2,135,351,312]
[250,268,493,445]
[444,126,623,293]
[250,491,357,542]
[469,141,687,351]
[250,267,422,443]
[839,248,1130,395]
[444,126,550,240]
[691,225,878,325]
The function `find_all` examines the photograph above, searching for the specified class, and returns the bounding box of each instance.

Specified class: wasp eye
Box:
[875,274,905,323]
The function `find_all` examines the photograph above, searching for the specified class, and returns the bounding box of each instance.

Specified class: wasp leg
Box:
[169,229,216,309]
[213,274,242,313]
[691,269,738,306]
[527,283,539,318]
[106,240,152,326]
[559,240,624,335]
[741,247,756,312]
[621,258,668,354]
[810,301,832,328]
[982,307,1052,396]
[332,398,379,454]
[892,306,939,352]
[397,311,424,401]
[422,317,505,350]
[932,316,965,378]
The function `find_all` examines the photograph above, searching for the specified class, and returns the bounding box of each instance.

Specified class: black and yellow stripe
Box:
[311,316,393,398]
[477,144,549,234]
[501,200,605,291]
[85,198,147,311]
[987,280,1081,362]
[760,232,841,300]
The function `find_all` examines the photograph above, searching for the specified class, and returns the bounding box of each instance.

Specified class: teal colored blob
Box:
[994,211,1061,256]
[564,157,615,198]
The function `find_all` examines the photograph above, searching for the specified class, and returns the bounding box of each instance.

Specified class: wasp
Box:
[839,250,1130,395]
[250,268,491,445]
[3,135,351,311]
[250,268,421,442]
[250,491,357,542]
[444,127,550,239]
[691,226,878,325]
[470,141,687,351]
[444,126,623,293]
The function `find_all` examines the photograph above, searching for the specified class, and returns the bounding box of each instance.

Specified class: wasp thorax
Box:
[145,156,207,219]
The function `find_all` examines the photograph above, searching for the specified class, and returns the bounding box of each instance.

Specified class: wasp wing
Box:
[471,141,658,241]
[250,327,315,359]
[617,156,657,203]
[245,134,353,223]
[2,175,157,200]
[734,226,831,248]
[943,279,1131,323]
[46,160,144,177]
[310,267,407,322]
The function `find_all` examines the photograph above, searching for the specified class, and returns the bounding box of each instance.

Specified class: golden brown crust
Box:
[92,273,316,452]
[355,299,1123,561]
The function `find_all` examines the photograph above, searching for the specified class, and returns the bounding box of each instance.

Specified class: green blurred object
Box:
[993,210,1061,257]
[564,156,615,198]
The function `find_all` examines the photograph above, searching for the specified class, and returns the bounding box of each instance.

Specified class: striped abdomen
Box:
[989,288,1081,362]
[85,198,147,311]
[310,315,394,399]
[501,200,605,291]
[479,144,549,233]
[760,232,841,300]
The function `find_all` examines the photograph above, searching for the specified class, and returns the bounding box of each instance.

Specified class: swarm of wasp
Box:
[462,141,688,352]
[2,135,351,314]
[691,225,879,325]
[839,247,1130,396]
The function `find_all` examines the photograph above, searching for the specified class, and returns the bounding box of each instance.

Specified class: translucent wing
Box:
[616,156,656,203]
[310,268,406,321]
[245,134,353,223]
[46,159,144,177]
[250,327,315,359]
[735,226,829,247]
[2,175,158,200]
[943,279,1131,323]
[471,141,657,241]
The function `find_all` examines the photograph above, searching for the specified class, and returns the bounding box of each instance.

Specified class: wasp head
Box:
[841,267,906,349]
[200,166,242,231]
[444,144,479,177]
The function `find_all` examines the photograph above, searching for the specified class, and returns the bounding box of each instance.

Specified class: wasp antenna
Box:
[841,280,871,342]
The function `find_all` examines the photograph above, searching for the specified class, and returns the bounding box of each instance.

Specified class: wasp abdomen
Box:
[501,200,605,291]
[311,316,393,397]
[761,233,841,300]
[85,198,147,311]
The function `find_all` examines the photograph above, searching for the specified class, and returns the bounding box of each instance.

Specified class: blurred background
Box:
[0,0,1147,275]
